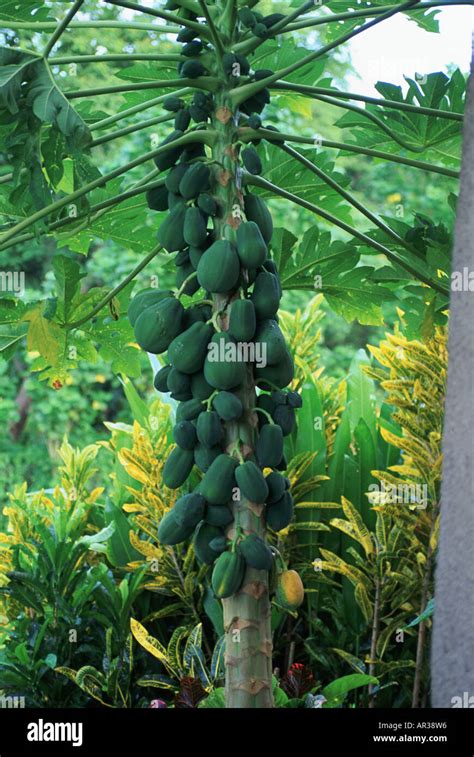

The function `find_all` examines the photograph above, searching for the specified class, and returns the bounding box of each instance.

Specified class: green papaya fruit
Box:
[176,398,204,422]
[212,550,246,598]
[146,185,168,211]
[254,69,273,81]
[181,141,206,163]
[265,471,287,504]
[188,245,206,269]
[241,147,262,176]
[197,240,241,294]
[197,193,218,216]
[134,297,184,354]
[194,443,221,472]
[182,40,203,57]
[236,221,267,269]
[204,332,246,390]
[180,59,207,78]
[239,533,273,570]
[204,504,233,527]
[163,95,184,112]
[189,103,209,122]
[128,288,172,327]
[179,162,210,200]
[209,535,228,552]
[183,206,208,247]
[254,319,286,366]
[263,124,285,144]
[196,410,222,448]
[157,202,187,252]
[172,419,197,450]
[255,347,294,390]
[287,390,303,408]
[265,490,294,531]
[273,404,296,436]
[174,248,190,267]
[262,13,285,27]
[175,108,191,131]
[247,114,262,130]
[235,460,269,503]
[154,129,184,171]
[228,298,256,342]
[167,191,186,210]
[158,510,194,545]
[162,446,195,489]
[271,390,288,405]
[256,424,284,468]
[154,364,172,392]
[222,52,238,76]
[212,391,243,421]
[190,371,214,400]
[182,303,212,329]
[244,194,273,243]
[168,322,213,374]
[251,271,280,319]
[173,492,206,528]
[238,7,256,28]
[252,22,267,38]
[165,162,189,193]
[200,454,238,504]
[194,522,224,564]
[177,27,196,42]
[167,367,193,401]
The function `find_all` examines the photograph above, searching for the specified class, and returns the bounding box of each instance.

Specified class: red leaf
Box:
[174,677,207,709]
[280,663,315,698]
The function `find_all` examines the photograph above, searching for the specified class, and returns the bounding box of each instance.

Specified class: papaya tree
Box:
[0,0,467,708]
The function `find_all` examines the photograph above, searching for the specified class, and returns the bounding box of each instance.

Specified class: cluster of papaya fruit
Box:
[128,2,304,607]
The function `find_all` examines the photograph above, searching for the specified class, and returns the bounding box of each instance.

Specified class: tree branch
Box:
[91,114,175,148]
[237,127,460,178]
[271,81,464,122]
[43,0,85,57]
[89,89,192,132]
[51,53,185,65]
[244,173,449,295]
[65,77,219,99]
[66,244,164,330]
[2,21,180,33]
[198,0,225,56]
[103,0,210,39]
[279,143,416,252]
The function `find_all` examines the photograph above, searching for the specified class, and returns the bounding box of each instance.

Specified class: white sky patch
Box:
[345,7,473,95]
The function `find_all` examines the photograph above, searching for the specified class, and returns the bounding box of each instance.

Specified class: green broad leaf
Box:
[405,597,435,628]
[0,1,54,22]
[346,350,377,445]
[114,62,179,83]
[25,303,66,365]
[85,318,141,378]
[314,0,440,40]
[251,39,327,86]
[104,500,141,568]
[276,226,392,324]
[118,375,150,428]
[203,587,224,637]
[336,71,464,168]
[52,254,84,323]
[198,688,225,708]
[270,226,298,276]
[321,673,379,703]
[41,127,65,188]
[0,47,39,113]
[257,144,354,223]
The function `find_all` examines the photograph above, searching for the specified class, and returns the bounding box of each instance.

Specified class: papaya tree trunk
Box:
[211,87,273,708]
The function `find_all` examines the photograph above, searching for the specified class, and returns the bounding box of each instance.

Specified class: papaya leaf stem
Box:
[278,143,420,253]
[65,77,219,99]
[238,128,460,178]
[245,173,449,296]
[66,244,164,330]
[90,89,193,132]
[198,0,226,56]
[43,0,85,57]
[50,54,185,65]
[103,0,212,40]
[271,81,464,122]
